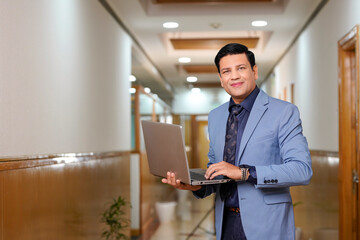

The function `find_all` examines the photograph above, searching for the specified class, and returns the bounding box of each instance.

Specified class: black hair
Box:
[214,43,256,73]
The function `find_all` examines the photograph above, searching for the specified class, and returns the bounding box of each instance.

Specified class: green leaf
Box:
[100,195,129,240]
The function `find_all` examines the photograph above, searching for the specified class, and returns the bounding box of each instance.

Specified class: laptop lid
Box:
[141,120,233,186]
[141,120,192,184]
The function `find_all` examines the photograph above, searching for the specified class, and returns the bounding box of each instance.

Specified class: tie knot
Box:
[231,105,242,116]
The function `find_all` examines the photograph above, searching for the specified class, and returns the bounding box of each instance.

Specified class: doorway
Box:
[338,25,360,240]
[186,115,209,169]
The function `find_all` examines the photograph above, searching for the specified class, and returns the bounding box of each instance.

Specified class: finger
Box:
[205,169,213,179]
[162,178,168,184]
[207,163,225,179]
[206,168,219,179]
[166,171,171,182]
[170,172,177,185]
[205,161,227,177]
[209,170,225,179]
[205,164,218,179]
[175,179,183,188]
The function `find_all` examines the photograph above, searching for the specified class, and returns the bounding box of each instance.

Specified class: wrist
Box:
[239,167,249,181]
[246,169,250,180]
[192,185,202,191]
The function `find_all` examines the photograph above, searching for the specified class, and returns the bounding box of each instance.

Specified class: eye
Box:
[222,70,230,75]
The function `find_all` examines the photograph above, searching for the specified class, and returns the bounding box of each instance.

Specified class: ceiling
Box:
[104,0,324,104]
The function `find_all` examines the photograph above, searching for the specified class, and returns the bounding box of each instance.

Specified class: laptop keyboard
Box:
[190,170,206,181]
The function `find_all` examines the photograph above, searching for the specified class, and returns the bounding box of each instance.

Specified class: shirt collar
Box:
[228,86,260,112]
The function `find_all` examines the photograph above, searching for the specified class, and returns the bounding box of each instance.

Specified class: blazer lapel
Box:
[236,90,269,166]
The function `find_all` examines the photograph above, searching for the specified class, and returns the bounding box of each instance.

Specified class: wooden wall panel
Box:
[182,65,218,74]
[0,172,3,240]
[170,38,259,50]
[0,154,130,240]
[197,121,210,169]
[291,151,339,240]
[139,152,176,235]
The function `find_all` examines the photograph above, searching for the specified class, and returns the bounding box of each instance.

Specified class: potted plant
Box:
[101,196,129,240]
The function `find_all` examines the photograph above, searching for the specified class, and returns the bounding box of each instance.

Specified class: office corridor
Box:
[2,0,360,239]
[137,193,216,240]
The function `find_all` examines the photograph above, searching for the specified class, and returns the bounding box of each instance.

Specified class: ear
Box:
[253,65,258,81]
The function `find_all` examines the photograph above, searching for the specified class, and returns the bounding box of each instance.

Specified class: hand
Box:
[205,161,243,180]
[162,171,201,191]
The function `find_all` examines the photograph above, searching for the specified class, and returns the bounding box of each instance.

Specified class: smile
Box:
[231,82,243,87]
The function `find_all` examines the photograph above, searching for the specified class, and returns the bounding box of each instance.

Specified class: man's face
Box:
[218,53,258,104]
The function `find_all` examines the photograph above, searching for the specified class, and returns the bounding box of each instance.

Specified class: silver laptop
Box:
[141,120,232,185]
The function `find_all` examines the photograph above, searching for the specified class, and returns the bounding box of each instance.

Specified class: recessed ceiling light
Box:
[144,87,151,93]
[129,75,136,82]
[210,23,222,29]
[251,20,268,27]
[191,88,201,94]
[187,76,198,83]
[178,57,191,63]
[163,22,179,29]
[129,88,136,94]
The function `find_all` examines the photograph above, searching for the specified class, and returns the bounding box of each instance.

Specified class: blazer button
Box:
[271,179,275,183]
[275,179,278,183]
[264,180,267,183]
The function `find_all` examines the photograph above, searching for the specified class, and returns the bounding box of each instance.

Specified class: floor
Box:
[134,192,216,240]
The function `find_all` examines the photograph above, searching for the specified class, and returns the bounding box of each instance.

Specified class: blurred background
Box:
[1,0,359,239]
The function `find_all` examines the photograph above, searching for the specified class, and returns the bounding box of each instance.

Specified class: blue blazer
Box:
[195,89,312,240]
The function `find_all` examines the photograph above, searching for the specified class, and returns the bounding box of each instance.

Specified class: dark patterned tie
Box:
[220,105,243,201]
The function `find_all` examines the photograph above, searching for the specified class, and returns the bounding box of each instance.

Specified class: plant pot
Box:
[155,201,177,223]
[177,200,191,220]
[295,227,301,240]
[176,189,189,202]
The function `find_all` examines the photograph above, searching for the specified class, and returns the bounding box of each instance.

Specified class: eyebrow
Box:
[220,64,248,72]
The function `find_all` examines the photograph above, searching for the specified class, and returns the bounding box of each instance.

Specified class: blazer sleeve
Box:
[255,104,313,188]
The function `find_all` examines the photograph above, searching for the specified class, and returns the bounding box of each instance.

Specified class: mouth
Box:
[231,82,243,87]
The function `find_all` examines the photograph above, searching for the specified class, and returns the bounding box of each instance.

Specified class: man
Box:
[162,43,312,240]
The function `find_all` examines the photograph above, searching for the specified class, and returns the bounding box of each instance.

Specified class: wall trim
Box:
[310,149,339,158]
[0,151,130,171]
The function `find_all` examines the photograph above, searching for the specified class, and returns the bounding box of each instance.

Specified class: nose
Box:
[230,70,240,80]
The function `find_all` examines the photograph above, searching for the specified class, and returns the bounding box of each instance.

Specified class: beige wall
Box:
[261,0,360,152]
[0,0,132,156]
